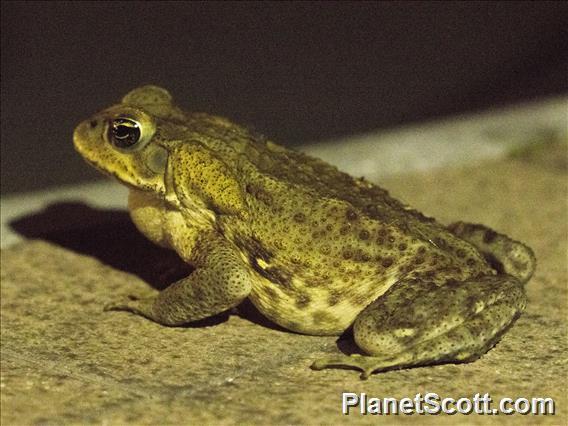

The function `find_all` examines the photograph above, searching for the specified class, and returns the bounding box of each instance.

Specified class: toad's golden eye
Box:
[109,118,142,149]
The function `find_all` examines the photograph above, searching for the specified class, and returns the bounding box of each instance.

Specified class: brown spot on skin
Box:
[295,293,311,309]
[312,310,337,325]
[342,250,353,260]
[326,224,333,232]
[414,257,424,265]
[339,225,350,235]
[398,243,407,251]
[382,257,394,268]
[417,246,426,255]
[466,258,476,267]
[327,289,341,306]
[305,275,328,287]
[293,212,306,223]
[359,230,370,240]
[290,256,303,265]
[263,286,278,300]
[350,292,369,306]
[450,266,462,275]
[484,229,498,244]
[245,183,272,205]
[456,248,466,258]
[445,278,460,287]
[354,251,371,262]
[377,237,385,245]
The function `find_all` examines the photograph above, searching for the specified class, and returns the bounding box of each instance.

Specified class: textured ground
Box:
[2,137,567,425]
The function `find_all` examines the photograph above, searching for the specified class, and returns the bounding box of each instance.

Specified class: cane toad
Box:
[73,86,536,378]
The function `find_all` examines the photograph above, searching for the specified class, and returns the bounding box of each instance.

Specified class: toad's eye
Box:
[109,118,142,149]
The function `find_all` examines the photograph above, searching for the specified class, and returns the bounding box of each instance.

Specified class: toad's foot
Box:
[311,354,407,380]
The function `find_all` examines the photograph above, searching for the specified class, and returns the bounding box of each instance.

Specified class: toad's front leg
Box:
[105,232,252,326]
[312,274,526,379]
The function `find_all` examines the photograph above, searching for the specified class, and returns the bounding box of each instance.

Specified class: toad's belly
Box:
[248,274,398,336]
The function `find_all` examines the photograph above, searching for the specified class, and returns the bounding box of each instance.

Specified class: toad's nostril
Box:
[90,120,98,128]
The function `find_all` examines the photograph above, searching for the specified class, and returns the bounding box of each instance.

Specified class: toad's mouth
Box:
[78,154,159,194]
[73,130,111,176]
[73,138,137,193]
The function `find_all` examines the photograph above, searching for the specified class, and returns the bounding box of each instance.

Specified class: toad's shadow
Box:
[10,201,189,290]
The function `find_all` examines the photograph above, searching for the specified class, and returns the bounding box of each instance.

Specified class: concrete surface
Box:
[1,102,567,424]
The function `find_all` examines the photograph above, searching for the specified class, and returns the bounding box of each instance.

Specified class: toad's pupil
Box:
[110,119,140,148]
[114,126,130,139]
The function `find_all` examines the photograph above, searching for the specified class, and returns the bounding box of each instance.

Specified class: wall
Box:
[1,1,567,193]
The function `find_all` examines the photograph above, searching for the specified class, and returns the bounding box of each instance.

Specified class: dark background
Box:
[2,1,567,194]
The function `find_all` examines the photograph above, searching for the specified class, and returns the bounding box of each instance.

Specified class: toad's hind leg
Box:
[312,275,526,379]
[447,221,536,284]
